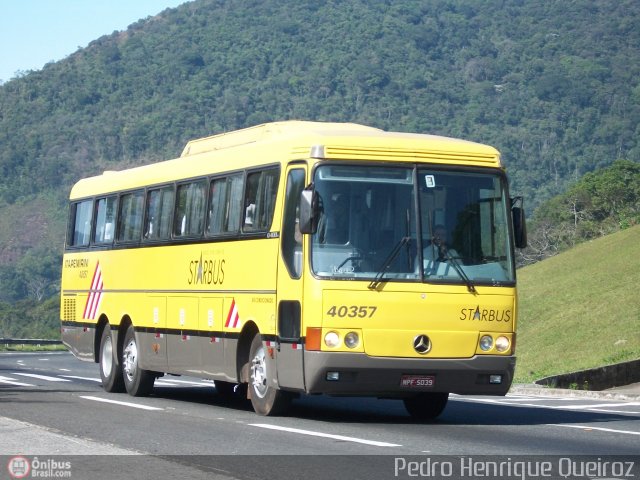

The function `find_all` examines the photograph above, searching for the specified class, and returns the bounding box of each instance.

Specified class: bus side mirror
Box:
[511,196,527,249]
[299,187,318,234]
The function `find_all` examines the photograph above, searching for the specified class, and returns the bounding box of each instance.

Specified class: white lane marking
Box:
[550,424,640,436]
[13,373,71,382]
[37,358,50,361]
[59,369,72,372]
[501,397,543,402]
[80,396,163,411]
[250,423,402,447]
[61,375,102,383]
[0,375,34,387]
[455,397,639,415]
[558,402,640,410]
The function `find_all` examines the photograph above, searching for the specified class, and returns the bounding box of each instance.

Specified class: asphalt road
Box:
[1,351,638,479]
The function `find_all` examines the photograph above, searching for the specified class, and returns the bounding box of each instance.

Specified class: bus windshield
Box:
[310,164,514,286]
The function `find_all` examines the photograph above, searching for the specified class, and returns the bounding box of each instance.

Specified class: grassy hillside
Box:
[515,225,640,383]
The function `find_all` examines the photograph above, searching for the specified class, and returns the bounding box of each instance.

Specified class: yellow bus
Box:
[61,121,526,419]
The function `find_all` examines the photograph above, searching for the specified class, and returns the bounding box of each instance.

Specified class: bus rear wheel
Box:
[403,392,449,421]
[99,326,125,393]
[122,325,155,397]
[248,334,291,416]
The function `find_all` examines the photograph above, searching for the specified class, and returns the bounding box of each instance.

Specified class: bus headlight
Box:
[495,336,510,352]
[479,335,493,351]
[324,331,340,348]
[344,332,359,349]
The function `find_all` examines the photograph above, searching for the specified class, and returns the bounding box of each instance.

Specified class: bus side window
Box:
[145,186,174,240]
[94,195,117,244]
[69,200,93,247]
[207,174,244,235]
[243,168,280,232]
[117,190,145,243]
[173,180,207,238]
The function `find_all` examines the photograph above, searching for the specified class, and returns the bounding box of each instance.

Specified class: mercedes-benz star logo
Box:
[413,334,432,354]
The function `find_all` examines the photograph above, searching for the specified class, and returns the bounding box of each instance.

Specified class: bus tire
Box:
[403,392,449,421]
[99,326,125,393]
[248,334,291,416]
[122,324,155,397]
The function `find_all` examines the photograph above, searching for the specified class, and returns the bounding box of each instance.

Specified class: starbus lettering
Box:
[188,254,225,285]
[459,306,512,322]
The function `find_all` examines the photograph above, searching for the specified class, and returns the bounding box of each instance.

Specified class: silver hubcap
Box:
[250,344,268,399]
[101,335,113,378]
[123,338,138,383]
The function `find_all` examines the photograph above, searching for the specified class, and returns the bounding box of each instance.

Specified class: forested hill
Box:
[0,1,639,281]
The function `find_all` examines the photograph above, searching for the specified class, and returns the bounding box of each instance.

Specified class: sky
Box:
[0,0,190,82]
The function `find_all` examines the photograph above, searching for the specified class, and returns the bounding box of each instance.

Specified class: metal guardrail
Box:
[1,338,63,346]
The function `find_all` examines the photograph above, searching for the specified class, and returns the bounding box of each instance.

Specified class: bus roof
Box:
[69,121,501,199]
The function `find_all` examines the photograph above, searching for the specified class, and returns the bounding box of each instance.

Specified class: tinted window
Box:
[207,174,244,235]
[173,180,207,238]
[94,196,117,244]
[145,186,175,240]
[243,168,280,232]
[70,200,93,247]
[117,191,144,242]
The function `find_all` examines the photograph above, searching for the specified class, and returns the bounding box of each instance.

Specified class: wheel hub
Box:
[101,335,113,378]
[123,339,138,382]
[250,345,268,399]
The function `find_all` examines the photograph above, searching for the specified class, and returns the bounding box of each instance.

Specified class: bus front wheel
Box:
[248,334,291,416]
[403,392,449,421]
[122,325,155,397]
[99,326,125,393]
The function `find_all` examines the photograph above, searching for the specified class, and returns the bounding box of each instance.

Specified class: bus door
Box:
[275,166,307,390]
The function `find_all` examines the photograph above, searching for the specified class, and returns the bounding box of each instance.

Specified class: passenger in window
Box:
[244,202,256,226]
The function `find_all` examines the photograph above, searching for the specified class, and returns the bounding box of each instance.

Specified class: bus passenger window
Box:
[94,196,117,244]
[117,191,144,242]
[145,186,174,240]
[243,168,280,232]
[173,180,206,238]
[207,174,244,235]
[70,200,93,247]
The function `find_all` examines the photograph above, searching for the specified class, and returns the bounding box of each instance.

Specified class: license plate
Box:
[400,375,435,388]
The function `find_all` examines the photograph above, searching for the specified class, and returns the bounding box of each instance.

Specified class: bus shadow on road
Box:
[149,384,637,428]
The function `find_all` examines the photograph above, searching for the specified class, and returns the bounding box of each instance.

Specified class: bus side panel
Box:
[199,297,227,378]
[137,296,167,371]
[166,296,199,370]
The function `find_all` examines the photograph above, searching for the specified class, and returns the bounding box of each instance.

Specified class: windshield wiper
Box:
[368,236,411,290]
[441,247,477,294]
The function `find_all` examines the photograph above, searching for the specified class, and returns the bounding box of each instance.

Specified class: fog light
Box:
[495,336,510,352]
[344,332,359,349]
[326,371,340,381]
[324,331,340,348]
[489,374,503,384]
[479,335,493,351]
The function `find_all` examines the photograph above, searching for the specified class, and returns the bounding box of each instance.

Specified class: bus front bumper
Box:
[303,351,516,396]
